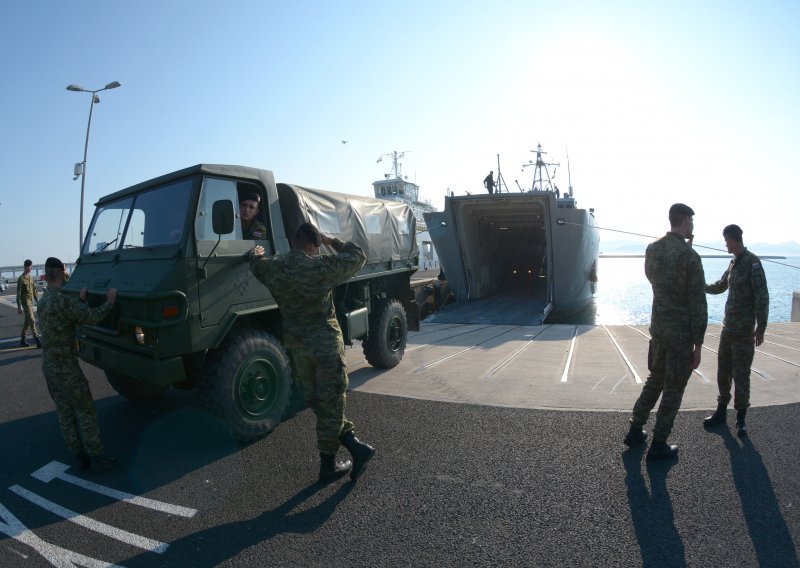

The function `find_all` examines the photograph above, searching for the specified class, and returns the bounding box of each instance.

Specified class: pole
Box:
[78,95,96,254]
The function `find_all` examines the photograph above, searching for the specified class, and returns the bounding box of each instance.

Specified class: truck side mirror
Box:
[212,200,235,235]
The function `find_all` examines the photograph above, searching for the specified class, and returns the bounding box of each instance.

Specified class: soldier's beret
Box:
[668,203,695,217]
[239,192,261,204]
[45,257,65,270]
[296,222,322,247]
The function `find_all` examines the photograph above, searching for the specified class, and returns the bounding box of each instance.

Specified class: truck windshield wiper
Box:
[92,238,118,255]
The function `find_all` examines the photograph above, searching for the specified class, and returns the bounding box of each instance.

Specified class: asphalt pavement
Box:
[0,294,798,567]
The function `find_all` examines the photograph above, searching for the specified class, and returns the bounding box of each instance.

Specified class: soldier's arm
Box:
[321,238,367,284]
[752,261,769,337]
[687,253,708,346]
[16,277,22,308]
[704,270,729,295]
[65,294,115,326]
[249,247,274,287]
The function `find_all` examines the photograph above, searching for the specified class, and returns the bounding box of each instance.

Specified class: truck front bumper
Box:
[78,336,186,386]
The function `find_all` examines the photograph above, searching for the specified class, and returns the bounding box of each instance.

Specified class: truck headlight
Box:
[134,326,145,345]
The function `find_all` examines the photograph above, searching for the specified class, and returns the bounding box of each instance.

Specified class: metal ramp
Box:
[424,293,551,325]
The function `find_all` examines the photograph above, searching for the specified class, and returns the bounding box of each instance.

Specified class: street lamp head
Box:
[93,95,101,103]
[105,81,122,90]
[66,84,84,92]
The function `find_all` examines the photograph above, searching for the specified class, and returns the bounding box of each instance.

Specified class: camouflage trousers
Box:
[630,339,693,442]
[716,330,754,410]
[290,347,354,454]
[21,302,39,339]
[42,361,104,456]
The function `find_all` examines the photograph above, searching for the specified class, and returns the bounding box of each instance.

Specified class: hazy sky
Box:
[1,1,798,267]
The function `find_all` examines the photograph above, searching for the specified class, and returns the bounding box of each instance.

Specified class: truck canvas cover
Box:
[277,183,418,270]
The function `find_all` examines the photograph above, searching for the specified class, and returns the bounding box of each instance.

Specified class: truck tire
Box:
[106,372,167,401]
[362,298,407,369]
[198,330,292,442]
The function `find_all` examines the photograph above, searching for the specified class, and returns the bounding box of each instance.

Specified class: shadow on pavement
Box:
[714,427,800,567]
[623,445,685,568]
[123,479,355,567]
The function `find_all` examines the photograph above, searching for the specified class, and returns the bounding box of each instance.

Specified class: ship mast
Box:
[377,150,410,180]
[521,143,559,193]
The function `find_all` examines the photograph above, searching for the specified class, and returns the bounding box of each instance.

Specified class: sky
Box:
[1,0,799,267]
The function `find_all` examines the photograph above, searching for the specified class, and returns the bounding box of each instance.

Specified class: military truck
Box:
[68,164,420,440]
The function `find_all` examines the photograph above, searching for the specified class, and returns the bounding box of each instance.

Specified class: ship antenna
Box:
[566,147,573,197]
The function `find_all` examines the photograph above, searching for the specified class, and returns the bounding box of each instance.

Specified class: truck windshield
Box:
[83,179,193,254]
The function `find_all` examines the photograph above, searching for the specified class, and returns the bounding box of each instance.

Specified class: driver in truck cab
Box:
[239,191,267,239]
[249,222,376,483]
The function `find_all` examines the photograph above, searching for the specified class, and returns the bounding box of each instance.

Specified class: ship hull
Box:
[424,192,599,325]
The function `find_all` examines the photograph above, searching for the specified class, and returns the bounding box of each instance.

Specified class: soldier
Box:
[16,259,41,348]
[239,192,268,239]
[702,224,769,436]
[38,257,118,472]
[483,171,495,195]
[624,203,708,459]
[249,222,376,482]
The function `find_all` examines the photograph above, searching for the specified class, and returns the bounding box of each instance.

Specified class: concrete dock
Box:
[346,321,800,412]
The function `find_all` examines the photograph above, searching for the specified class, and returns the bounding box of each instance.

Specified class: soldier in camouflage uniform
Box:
[16,259,41,348]
[624,204,708,459]
[702,224,769,437]
[239,192,268,240]
[38,257,118,472]
[250,222,377,482]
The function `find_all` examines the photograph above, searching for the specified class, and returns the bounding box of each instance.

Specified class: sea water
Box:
[558,256,800,326]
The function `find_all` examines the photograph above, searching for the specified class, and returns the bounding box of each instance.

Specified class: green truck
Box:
[69,164,420,440]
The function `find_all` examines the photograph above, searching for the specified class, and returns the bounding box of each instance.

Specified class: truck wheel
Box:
[198,330,292,442]
[106,372,167,401]
[362,298,407,369]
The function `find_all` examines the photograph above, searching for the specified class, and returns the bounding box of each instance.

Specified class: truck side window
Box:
[237,182,269,241]
[196,177,242,241]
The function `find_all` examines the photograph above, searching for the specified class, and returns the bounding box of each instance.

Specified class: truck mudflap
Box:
[406,299,421,332]
[78,336,185,386]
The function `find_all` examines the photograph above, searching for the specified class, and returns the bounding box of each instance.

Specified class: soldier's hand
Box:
[251,245,265,257]
[754,331,764,347]
[79,288,88,302]
[689,345,702,370]
[106,288,117,304]
[320,234,334,246]
[17,308,22,315]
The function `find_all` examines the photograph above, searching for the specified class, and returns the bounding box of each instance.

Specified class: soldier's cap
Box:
[295,222,322,247]
[239,192,261,204]
[668,203,695,217]
[45,257,65,270]
[723,224,743,241]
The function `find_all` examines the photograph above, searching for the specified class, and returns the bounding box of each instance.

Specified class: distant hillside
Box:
[600,239,800,257]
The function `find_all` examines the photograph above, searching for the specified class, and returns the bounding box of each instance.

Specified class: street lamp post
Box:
[66,81,122,254]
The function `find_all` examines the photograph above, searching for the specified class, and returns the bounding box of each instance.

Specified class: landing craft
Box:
[424,145,599,325]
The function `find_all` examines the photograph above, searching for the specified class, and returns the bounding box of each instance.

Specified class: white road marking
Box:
[603,325,642,384]
[0,500,123,567]
[32,461,197,518]
[560,326,578,383]
[9,485,168,554]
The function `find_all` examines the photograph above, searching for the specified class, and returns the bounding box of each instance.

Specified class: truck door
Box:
[194,176,270,328]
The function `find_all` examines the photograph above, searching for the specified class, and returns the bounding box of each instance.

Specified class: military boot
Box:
[20,337,29,347]
[623,424,648,447]
[340,431,376,480]
[90,455,118,473]
[736,409,748,437]
[703,403,727,427]
[318,452,351,483]
[74,451,91,471]
[647,439,678,460]
[34,337,42,349]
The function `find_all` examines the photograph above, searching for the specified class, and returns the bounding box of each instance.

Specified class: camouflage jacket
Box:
[249,239,367,357]
[243,219,268,240]
[705,248,769,336]
[38,287,114,365]
[645,232,708,347]
[16,273,38,307]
